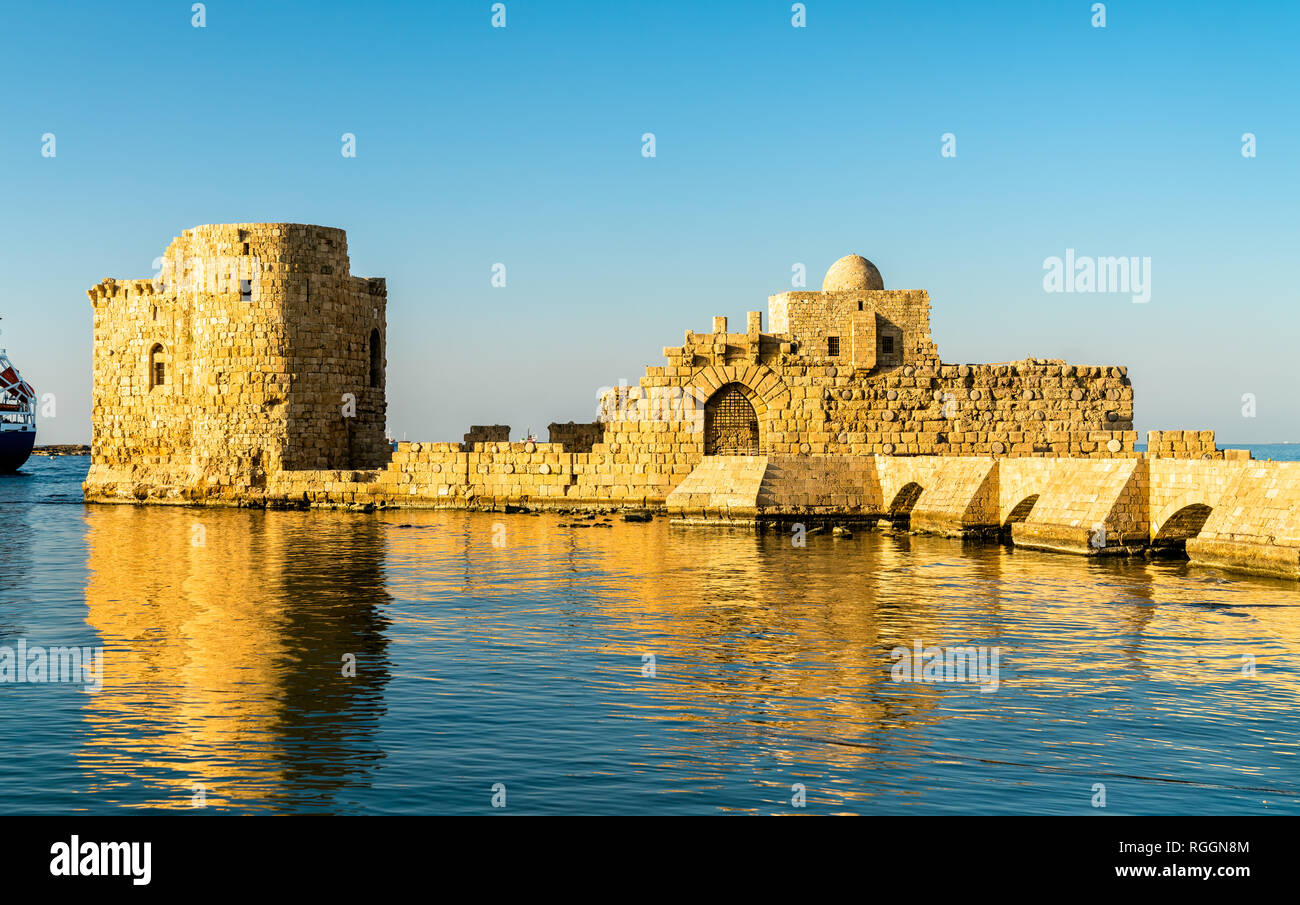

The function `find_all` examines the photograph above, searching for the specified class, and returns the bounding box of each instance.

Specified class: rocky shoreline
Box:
[32,445,91,456]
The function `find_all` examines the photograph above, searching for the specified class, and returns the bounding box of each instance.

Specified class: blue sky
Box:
[3,0,1296,444]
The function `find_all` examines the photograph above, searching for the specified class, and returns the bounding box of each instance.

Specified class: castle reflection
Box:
[380,514,965,770]
[82,506,391,810]
[78,504,1300,813]
[379,512,1300,777]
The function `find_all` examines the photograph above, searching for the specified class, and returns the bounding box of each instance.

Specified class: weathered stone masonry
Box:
[84,228,1300,579]
[86,224,386,497]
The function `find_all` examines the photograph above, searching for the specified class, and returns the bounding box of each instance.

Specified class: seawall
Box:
[83,443,1300,581]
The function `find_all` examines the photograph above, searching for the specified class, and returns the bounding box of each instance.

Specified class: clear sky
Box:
[3,0,1296,445]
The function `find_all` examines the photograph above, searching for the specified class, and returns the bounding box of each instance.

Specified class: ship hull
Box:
[0,430,35,472]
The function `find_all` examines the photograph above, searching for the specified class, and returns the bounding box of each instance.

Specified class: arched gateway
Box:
[704,383,760,455]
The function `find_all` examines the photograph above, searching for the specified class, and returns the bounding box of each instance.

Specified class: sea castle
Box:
[84,224,1300,579]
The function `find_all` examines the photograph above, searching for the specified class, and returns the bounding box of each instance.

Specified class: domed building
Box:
[821,254,884,292]
[618,251,1134,461]
[762,254,938,374]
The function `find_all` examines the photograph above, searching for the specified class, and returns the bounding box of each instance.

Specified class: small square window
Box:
[881,335,895,354]
[827,336,840,357]
[240,279,253,301]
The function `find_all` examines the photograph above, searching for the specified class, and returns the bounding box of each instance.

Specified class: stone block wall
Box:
[1146,429,1220,459]
[464,425,510,444]
[906,458,999,536]
[594,313,1136,495]
[1187,462,1300,578]
[1148,458,1243,542]
[547,421,603,452]
[754,455,881,515]
[588,267,1138,489]
[86,223,387,499]
[277,224,387,470]
[665,456,771,519]
[768,289,940,370]
[1010,458,1150,553]
[87,277,199,472]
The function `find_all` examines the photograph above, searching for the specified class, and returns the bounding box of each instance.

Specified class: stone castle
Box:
[84,224,1300,580]
[87,224,388,488]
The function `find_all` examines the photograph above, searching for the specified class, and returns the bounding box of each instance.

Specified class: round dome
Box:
[822,255,883,292]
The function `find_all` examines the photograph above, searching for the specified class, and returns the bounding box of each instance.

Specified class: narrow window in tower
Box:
[149,344,166,389]
[827,336,840,357]
[881,335,895,355]
[369,328,382,388]
[241,279,253,301]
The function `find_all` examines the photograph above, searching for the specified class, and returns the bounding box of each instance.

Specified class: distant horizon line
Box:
[29,439,1300,449]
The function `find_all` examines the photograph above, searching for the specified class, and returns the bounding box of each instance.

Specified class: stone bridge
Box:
[666,453,1300,579]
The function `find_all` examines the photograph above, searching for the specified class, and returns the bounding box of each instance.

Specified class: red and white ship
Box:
[0,349,36,472]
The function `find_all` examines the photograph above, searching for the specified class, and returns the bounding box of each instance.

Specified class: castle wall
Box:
[590,312,1136,502]
[547,421,603,452]
[1145,429,1221,460]
[85,237,1300,580]
[274,226,387,470]
[464,425,510,444]
[86,223,386,498]
[83,430,1300,580]
[88,278,196,474]
[182,225,294,478]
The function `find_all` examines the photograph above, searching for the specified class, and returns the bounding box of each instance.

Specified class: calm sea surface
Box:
[3,449,1300,815]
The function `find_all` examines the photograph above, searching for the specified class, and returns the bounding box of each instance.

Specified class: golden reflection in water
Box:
[383,512,1300,762]
[384,514,956,759]
[82,506,390,810]
[80,504,1300,812]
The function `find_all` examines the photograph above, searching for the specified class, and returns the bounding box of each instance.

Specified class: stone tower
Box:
[85,223,387,501]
